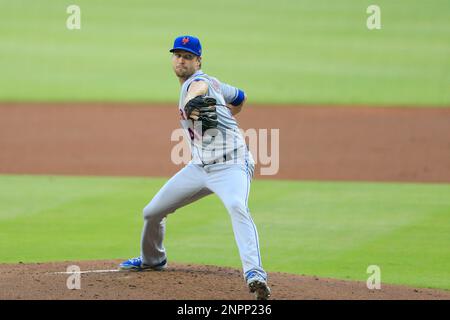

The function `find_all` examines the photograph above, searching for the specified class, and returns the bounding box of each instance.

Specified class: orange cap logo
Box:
[182,37,190,45]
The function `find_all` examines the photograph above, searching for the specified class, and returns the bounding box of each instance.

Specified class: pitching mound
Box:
[1,260,449,300]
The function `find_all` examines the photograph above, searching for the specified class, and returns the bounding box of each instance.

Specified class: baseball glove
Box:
[184,95,218,134]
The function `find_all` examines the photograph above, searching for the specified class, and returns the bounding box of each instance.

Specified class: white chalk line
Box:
[50,269,124,275]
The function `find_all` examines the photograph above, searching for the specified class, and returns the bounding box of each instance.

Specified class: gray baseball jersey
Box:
[178,70,254,166]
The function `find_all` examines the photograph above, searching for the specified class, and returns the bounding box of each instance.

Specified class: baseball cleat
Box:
[119,257,167,271]
[246,270,271,300]
[248,280,271,300]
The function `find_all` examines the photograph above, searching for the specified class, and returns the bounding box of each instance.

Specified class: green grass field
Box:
[0,0,449,106]
[1,174,449,290]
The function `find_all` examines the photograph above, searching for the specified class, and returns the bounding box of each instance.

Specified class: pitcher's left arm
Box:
[221,82,246,116]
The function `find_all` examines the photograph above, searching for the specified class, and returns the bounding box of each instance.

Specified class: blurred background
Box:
[0,0,449,105]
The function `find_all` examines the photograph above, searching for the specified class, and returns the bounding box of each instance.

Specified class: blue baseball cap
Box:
[169,35,202,56]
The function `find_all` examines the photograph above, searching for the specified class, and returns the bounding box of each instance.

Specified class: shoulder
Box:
[185,72,209,89]
[203,75,221,92]
[191,71,209,82]
[187,73,222,92]
[187,79,208,93]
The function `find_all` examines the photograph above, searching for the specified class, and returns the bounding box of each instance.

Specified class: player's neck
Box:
[178,69,202,85]
[178,77,188,85]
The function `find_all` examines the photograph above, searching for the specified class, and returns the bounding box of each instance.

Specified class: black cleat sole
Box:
[249,280,271,300]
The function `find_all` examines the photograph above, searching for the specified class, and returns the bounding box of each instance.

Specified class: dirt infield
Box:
[1,103,450,182]
[1,260,449,300]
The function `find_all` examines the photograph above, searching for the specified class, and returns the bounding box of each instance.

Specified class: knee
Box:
[143,204,161,221]
[143,203,173,221]
[225,198,247,216]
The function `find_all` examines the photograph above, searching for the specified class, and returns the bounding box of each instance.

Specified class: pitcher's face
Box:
[172,50,201,79]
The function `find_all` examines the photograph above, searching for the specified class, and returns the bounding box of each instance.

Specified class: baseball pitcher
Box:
[119,35,270,300]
